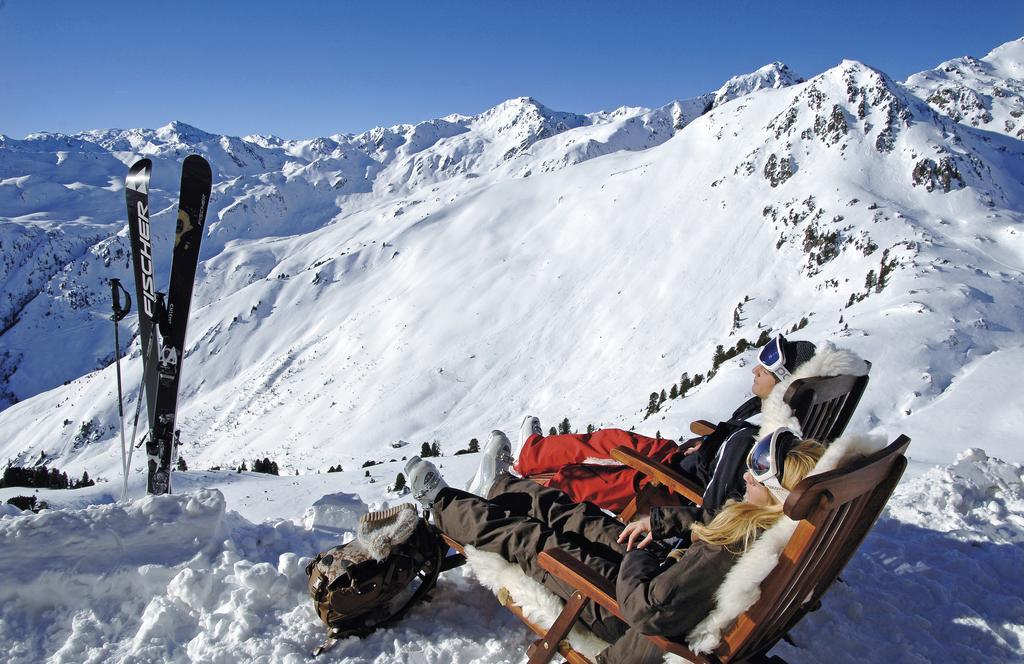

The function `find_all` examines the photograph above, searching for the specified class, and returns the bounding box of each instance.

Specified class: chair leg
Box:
[526,590,590,664]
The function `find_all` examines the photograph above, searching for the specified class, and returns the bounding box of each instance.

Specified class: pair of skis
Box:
[124,155,211,495]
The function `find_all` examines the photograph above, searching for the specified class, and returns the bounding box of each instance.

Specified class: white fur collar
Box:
[684,432,887,654]
[758,343,869,439]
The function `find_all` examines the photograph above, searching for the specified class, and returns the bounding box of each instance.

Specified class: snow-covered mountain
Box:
[906,36,1024,139]
[1,40,1023,485]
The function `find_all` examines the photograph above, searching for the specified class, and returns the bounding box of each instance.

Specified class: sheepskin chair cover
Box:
[757,343,870,439]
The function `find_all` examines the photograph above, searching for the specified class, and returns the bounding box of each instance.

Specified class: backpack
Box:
[305,503,445,655]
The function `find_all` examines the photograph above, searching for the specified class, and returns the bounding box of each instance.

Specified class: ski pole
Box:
[110,279,131,502]
[125,316,157,500]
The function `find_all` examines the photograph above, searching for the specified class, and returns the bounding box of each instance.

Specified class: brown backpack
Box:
[305,503,445,655]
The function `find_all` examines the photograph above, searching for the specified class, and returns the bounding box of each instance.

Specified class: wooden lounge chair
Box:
[443,434,909,664]
[616,371,870,521]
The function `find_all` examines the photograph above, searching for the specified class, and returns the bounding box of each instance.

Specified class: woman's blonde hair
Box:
[690,438,825,553]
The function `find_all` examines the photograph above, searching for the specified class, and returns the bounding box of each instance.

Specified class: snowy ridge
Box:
[906,37,1024,139]
[711,61,805,108]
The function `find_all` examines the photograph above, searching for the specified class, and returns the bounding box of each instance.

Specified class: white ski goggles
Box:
[758,334,791,382]
[746,427,799,503]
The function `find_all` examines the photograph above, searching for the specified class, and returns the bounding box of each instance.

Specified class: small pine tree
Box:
[431,441,441,457]
[655,430,662,440]
[658,389,667,404]
[586,424,595,434]
[693,373,704,386]
[176,456,188,471]
[364,470,370,478]
[420,442,432,457]
[393,472,407,492]
[468,438,480,453]
[712,344,726,369]
[645,392,660,419]
[865,269,877,290]
[558,418,571,435]
[669,384,678,399]
[548,426,557,436]
[756,330,771,347]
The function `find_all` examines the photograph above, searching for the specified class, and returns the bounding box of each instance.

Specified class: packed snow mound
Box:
[0,489,227,575]
[887,447,1024,543]
[300,491,366,536]
[774,448,1024,662]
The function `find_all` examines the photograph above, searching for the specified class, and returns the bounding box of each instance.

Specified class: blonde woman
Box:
[406,428,825,664]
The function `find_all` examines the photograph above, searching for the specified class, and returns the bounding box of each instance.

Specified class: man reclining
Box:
[476,335,866,523]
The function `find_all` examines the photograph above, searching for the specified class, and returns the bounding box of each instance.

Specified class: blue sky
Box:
[2,1,1022,140]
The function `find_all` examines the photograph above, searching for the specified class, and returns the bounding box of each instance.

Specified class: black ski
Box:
[147,154,212,495]
[125,159,159,432]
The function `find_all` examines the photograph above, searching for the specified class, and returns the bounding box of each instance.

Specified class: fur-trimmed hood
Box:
[758,342,869,439]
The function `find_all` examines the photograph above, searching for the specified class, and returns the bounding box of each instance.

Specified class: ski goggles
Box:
[746,427,799,503]
[758,334,791,382]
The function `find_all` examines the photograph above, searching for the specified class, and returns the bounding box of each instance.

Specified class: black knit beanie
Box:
[780,336,817,375]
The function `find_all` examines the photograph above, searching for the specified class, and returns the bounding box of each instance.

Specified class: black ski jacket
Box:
[650,397,760,536]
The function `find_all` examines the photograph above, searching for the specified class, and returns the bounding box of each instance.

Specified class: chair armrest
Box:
[690,420,716,436]
[538,549,626,620]
[610,446,705,505]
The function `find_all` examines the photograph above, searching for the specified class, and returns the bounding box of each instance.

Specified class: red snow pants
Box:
[514,429,679,513]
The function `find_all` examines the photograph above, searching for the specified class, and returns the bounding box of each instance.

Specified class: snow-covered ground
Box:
[0,448,1021,663]
[2,35,1024,664]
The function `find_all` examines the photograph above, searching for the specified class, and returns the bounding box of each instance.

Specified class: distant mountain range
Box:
[0,38,1022,477]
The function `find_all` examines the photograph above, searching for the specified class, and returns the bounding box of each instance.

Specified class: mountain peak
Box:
[156,121,216,144]
[712,61,804,108]
[470,96,590,160]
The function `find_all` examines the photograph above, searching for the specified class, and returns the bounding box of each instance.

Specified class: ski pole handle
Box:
[110,278,133,322]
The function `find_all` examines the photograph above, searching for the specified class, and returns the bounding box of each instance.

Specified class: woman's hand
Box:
[618,515,654,551]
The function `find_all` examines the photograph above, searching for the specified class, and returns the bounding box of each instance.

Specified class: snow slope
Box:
[2,45,1023,482]
[907,37,1024,139]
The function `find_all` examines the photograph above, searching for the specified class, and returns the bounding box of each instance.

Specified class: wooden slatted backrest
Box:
[715,434,910,662]
[786,370,870,443]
